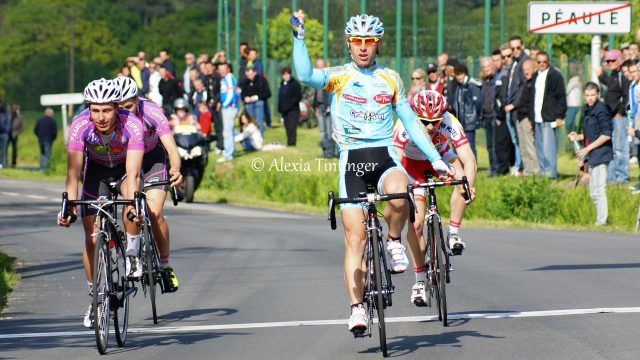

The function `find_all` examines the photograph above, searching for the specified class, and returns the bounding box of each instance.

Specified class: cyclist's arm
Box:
[123,149,143,201]
[455,143,477,189]
[64,150,84,202]
[292,38,327,89]
[395,103,441,163]
[159,133,182,186]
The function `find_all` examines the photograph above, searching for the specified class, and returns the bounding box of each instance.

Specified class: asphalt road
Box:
[1,178,640,360]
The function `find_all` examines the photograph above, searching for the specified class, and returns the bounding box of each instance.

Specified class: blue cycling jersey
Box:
[293,38,441,162]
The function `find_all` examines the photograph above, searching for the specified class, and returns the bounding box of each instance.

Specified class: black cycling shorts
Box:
[142,145,168,191]
[81,161,126,217]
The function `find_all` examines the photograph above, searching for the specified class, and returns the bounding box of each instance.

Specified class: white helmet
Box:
[83,78,122,104]
[114,76,139,101]
[344,14,384,38]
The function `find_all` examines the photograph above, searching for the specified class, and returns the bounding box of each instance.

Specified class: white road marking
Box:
[25,195,47,200]
[2,307,640,339]
[1,192,19,196]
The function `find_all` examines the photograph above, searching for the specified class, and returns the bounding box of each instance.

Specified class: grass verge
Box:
[0,252,19,312]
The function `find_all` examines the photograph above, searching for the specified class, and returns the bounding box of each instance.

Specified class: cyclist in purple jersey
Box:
[115,76,182,291]
[58,78,145,328]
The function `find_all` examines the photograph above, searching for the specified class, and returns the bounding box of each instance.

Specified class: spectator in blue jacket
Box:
[568,82,612,226]
[451,63,482,157]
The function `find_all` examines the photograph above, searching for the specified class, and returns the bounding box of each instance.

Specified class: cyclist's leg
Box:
[146,189,169,259]
[448,159,467,254]
[405,195,427,273]
[380,170,409,236]
[341,207,367,306]
[81,216,99,282]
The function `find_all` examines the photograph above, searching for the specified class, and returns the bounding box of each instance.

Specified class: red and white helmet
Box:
[411,90,447,120]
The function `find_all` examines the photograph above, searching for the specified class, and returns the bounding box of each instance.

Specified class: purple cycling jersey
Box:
[136,98,172,153]
[67,109,145,168]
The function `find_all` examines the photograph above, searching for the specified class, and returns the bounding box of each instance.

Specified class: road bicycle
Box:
[412,174,470,327]
[61,180,136,355]
[126,180,181,324]
[328,185,415,358]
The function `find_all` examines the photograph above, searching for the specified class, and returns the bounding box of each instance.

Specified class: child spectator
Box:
[197,102,212,136]
[568,82,613,226]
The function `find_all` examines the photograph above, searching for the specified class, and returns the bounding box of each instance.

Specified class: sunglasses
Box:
[348,36,380,48]
[511,46,521,51]
[412,77,424,80]
[502,54,512,59]
[419,117,443,126]
[605,59,616,63]
[537,60,548,64]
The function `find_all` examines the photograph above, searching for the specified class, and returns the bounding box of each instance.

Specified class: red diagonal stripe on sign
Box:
[529,3,631,33]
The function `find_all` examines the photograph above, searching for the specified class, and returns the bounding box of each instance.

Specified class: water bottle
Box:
[109,239,118,264]
[571,140,581,153]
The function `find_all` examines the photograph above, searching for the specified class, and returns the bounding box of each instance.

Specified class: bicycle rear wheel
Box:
[143,223,158,324]
[371,232,388,357]
[93,233,110,354]
[113,230,129,346]
[434,222,448,327]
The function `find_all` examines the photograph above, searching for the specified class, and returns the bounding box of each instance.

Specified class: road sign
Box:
[528,2,632,34]
[40,93,84,106]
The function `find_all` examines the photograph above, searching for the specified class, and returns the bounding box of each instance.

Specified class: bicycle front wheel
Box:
[143,223,158,324]
[371,232,388,357]
[93,233,110,354]
[434,222,448,327]
[113,230,129,346]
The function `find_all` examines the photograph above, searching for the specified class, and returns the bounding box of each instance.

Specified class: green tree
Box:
[258,8,330,61]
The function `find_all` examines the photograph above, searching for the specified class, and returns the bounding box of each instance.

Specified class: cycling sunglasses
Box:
[348,36,380,48]
[418,117,443,126]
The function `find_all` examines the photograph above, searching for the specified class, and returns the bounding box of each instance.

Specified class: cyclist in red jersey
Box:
[392,90,477,307]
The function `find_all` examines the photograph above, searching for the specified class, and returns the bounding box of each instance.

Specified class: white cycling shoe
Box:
[448,233,466,256]
[126,256,143,279]
[386,241,409,273]
[411,282,429,307]
[83,304,94,328]
[347,306,368,334]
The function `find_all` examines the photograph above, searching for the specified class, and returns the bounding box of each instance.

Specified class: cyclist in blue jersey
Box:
[291,10,454,334]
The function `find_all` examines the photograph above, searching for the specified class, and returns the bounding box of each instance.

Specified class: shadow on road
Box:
[529,263,640,271]
[362,329,504,357]
[17,257,83,280]
[159,307,238,323]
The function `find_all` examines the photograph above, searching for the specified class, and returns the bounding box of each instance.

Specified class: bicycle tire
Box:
[143,223,158,324]
[113,229,129,347]
[93,233,110,355]
[371,231,388,357]
[434,222,448,327]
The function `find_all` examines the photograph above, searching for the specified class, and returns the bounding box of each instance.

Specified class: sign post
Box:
[40,93,84,142]
[528,2,632,82]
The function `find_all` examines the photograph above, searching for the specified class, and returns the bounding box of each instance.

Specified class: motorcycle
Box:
[173,124,212,203]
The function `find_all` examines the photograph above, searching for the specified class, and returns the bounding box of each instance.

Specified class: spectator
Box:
[218,62,239,162]
[444,58,459,106]
[277,66,302,146]
[159,49,176,76]
[491,49,504,75]
[212,51,233,73]
[513,59,540,175]
[621,42,631,61]
[33,107,57,170]
[158,65,182,115]
[197,102,212,136]
[314,59,335,158]
[117,64,131,78]
[426,63,444,94]
[170,98,200,130]
[190,78,209,119]
[565,63,582,135]
[239,66,270,134]
[532,51,566,179]
[495,45,516,175]
[629,43,639,61]
[598,49,630,183]
[127,56,143,88]
[238,42,250,83]
[503,35,530,176]
[183,53,196,96]
[205,61,223,154]
[569,82,612,226]
[437,52,448,74]
[234,111,263,151]
[140,57,150,96]
[147,59,163,106]
[451,63,482,157]
[408,68,426,107]
[628,60,640,188]
[480,57,499,176]
[8,104,23,168]
[0,103,9,168]
[527,45,541,62]
[246,48,264,76]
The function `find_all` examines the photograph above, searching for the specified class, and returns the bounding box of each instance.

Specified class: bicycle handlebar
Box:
[61,192,137,224]
[142,180,183,206]
[327,188,416,230]
[413,176,471,202]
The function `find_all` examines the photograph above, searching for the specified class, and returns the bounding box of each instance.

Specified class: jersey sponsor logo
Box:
[343,94,366,104]
[353,81,364,88]
[87,132,100,144]
[94,145,109,155]
[350,110,384,121]
[343,124,361,135]
[373,93,392,104]
[71,118,89,139]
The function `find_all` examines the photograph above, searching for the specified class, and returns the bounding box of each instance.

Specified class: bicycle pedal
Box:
[390,269,405,274]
